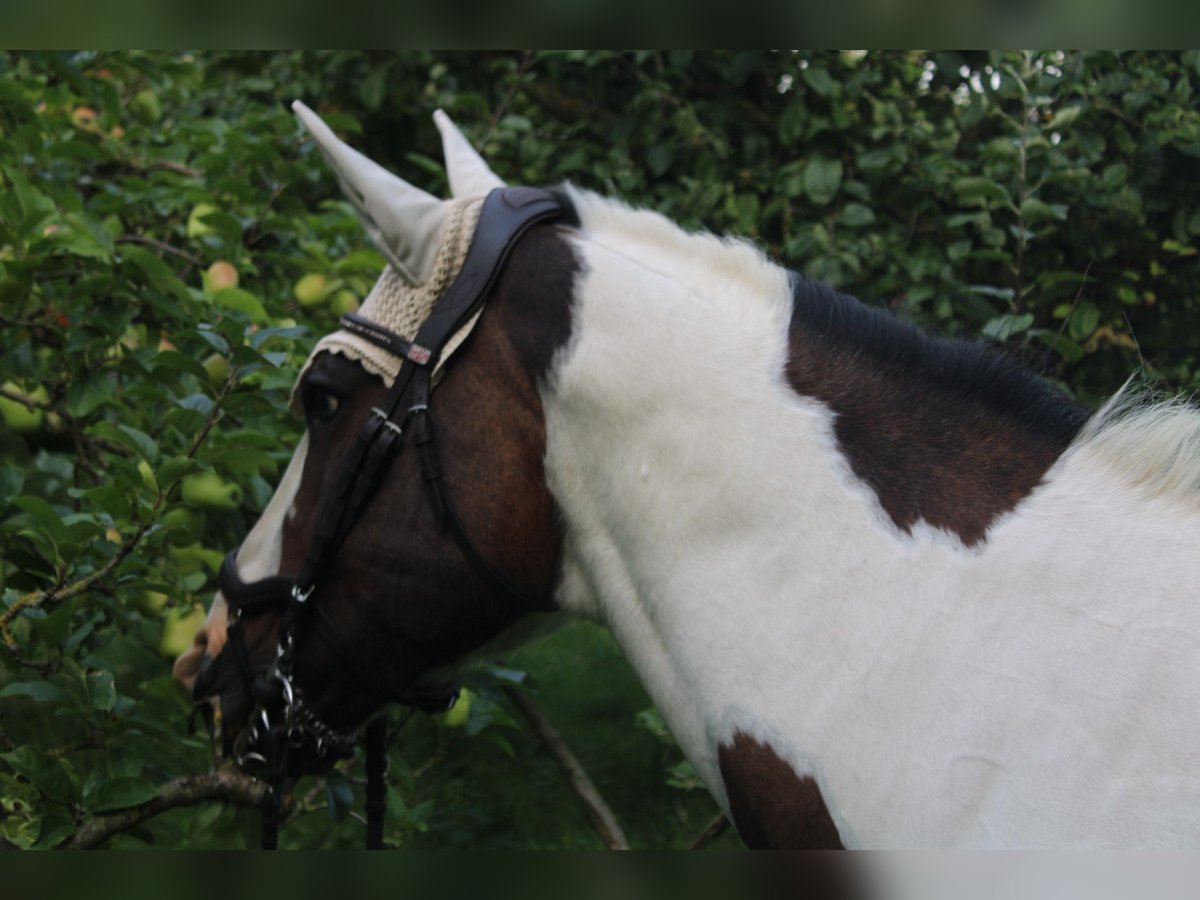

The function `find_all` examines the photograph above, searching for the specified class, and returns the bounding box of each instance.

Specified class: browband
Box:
[336,186,564,369]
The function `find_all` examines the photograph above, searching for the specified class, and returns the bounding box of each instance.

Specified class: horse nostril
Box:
[191,653,219,699]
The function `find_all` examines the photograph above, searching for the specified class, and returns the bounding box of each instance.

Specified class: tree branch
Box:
[1,518,152,652]
[483,51,536,147]
[115,234,203,268]
[62,769,264,849]
[118,155,204,180]
[688,812,731,850]
[0,367,236,651]
[0,386,51,411]
[503,686,630,850]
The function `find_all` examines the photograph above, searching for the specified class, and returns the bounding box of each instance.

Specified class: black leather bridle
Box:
[214,187,565,849]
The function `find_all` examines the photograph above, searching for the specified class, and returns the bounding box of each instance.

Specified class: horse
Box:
[173,102,1200,849]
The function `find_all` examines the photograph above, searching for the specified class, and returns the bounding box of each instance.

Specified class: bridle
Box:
[213,187,565,849]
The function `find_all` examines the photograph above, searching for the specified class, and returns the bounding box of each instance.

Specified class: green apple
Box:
[0,382,48,433]
[137,459,158,493]
[439,688,471,728]
[181,471,242,511]
[203,260,238,294]
[136,590,171,618]
[201,353,230,385]
[293,274,330,308]
[161,506,204,547]
[131,89,162,123]
[187,203,219,239]
[168,542,225,575]
[329,289,359,317]
[160,602,207,657]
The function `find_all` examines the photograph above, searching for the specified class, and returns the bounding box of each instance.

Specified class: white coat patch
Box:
[540,188,1200,847]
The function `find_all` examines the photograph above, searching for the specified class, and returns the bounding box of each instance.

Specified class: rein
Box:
[216,186,564,848]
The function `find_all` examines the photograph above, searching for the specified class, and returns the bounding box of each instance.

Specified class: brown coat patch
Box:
[192,224,579,737]
[785,278,1088,545]
[718,731,843,850]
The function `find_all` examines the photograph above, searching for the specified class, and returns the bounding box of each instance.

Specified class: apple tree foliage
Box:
[1,51,1199,849]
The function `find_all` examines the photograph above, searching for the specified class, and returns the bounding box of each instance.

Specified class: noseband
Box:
[215,187,565,848]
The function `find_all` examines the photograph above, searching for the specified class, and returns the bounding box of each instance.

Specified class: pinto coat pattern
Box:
[179,106,1200,848]
[544,185,1200,847]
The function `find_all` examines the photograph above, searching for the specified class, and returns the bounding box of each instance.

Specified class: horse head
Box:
[173,104,576,772]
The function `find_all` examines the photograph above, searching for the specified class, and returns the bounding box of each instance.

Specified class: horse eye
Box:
[304,386,341,422]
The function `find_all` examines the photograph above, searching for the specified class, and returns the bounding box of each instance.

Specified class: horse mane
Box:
[787,273,1088,448]
[1068,384,1200,508]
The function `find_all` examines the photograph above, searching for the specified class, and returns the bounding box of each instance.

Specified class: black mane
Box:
[788,273,1089,446]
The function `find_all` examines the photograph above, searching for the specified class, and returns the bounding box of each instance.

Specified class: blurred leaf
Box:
[0,680,65,702]
[85,777,159,813]
[360,67,387,112]
[211,288,269,324]
[66,371,116,417]
[801,66,836,97]
[1069,301,1102,341]
[982,313,1035,341]
[954,177,1012,208]
[804,156,842,205]
[840,203,875,228]
[86,669,117,712]
[13,496,65,543]
[0,467,24,512]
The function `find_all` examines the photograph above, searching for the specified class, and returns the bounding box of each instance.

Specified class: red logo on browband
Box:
[407,344,432,365]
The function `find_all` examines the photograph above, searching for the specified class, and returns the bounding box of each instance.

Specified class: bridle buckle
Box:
[370,406,404,436]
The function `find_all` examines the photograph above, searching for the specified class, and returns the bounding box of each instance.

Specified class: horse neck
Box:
[538,210,1200,846]
[540,236,911,797]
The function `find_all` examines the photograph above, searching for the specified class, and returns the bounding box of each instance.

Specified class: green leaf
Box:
[804,156,843,205]
[32,815,76,850]
[360,67,387,111]
[647,143,674,177]
[0,680,66,703]
[1068,301,1101,341]
[840,203,875,228]
[1049,106,1082,130]
[119,245,191,302]
[151,349,211,382]
[248,324,307,351]
[1020,198,1068,224]
[85,776,159,813]
[2,747,75,804]
[51,214,114,262]
[66,371,117,417]
[967,284,1016,302]
[953,177,1012,208]
[801,66,835,97]
[0,467,24,512]
[1031,328,1085,364]
[13,496,66,543]
[86,669,117,712]
[982,313,1035,341]
[211,287,269,324]
[117,425,159,463]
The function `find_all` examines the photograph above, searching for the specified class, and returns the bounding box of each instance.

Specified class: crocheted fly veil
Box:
[293,196,484,402]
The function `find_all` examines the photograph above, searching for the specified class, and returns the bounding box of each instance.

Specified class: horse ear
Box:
[292,100,448,286]
[433,109,505,198]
